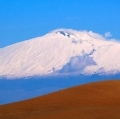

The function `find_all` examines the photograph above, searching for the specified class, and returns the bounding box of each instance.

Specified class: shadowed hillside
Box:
[0,80,120,119]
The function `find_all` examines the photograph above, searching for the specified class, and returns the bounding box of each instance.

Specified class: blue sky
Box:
[0,0,120,48]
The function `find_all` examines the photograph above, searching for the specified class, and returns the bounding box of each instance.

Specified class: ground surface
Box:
[0,80,120,119]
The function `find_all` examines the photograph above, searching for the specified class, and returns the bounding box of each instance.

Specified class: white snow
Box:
[0,29,120,78]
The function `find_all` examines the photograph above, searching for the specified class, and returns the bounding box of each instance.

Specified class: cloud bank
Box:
[58,55,96,73]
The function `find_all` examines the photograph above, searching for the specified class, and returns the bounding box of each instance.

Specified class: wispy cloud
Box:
[104,32,112,38]
[66,17,81,21]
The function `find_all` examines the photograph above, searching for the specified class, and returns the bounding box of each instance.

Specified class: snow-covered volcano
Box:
[0,29,120,78]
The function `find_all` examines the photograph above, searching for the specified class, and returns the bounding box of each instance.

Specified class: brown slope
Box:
[0,80,120,119]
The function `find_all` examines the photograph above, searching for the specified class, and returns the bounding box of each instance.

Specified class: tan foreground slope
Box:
[0,80,120,119]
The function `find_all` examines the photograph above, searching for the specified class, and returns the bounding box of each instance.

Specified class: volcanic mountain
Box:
[0,29,120,78]
[0,80,120,119]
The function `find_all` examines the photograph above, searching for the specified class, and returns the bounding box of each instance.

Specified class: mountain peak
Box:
[0,29,120,78]
[50,29,106,41]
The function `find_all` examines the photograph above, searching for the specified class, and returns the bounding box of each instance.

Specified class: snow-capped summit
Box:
[0,29,120,78]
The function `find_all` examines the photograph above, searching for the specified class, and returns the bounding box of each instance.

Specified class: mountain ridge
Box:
[0,29,120,78]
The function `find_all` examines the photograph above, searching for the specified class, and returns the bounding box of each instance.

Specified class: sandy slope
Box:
[0,80,120,119]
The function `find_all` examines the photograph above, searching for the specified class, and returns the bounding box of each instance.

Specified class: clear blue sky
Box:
[0,0,120,48]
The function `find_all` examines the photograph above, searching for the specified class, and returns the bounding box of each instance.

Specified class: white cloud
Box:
[104,32,112,37]
[58,55,96,73]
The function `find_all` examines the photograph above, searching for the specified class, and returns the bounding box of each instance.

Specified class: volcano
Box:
[0,29,120,105]
[0,29,120,78]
